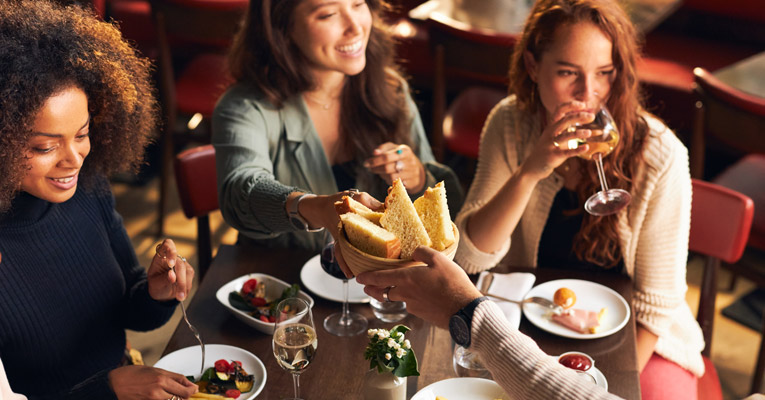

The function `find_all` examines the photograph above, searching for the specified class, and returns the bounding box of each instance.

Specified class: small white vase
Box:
[362,368,407,400]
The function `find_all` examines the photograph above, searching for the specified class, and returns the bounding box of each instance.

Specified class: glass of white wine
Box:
[558,105,631,216]
[272,297,317,400]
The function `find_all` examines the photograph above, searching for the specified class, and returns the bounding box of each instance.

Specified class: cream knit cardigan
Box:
[456,96,705,377]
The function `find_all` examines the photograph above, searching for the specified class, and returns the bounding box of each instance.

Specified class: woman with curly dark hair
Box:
[0,1,198,399]
[454,0,702,397]
[212,0,462,259]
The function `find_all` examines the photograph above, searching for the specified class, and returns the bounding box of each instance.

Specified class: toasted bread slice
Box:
[334,196,383,225]
[380,178,432,259]
[340,213,401,259]
[413,181,455,251]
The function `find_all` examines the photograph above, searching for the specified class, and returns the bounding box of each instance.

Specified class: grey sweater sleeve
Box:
[472,301,623,400]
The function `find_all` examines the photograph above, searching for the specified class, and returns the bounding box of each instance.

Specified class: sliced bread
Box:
[413,181,455,251]
[340,213,401,259]
[334,196,383,225]
[380,178,432,259]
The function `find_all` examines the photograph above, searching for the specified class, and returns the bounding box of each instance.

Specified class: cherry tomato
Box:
[259,315,269,323]
[214,359,230,372]
[268,316,275,323]
[241,279,258,295]
[225,389,241,399]
[250,297,267,307]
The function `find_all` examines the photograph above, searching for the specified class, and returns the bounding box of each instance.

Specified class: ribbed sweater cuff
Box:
[248,177,301,233]
[454,209,510,274]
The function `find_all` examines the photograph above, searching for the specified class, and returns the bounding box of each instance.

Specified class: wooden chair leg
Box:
[752,309,765,395]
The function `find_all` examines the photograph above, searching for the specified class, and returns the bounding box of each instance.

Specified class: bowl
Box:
[336,222,459,276]
[215,273,314,334]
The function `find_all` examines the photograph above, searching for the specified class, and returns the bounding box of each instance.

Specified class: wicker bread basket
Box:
[336,222,459,276]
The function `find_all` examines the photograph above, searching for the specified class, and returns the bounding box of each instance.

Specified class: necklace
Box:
[303,92,338,110]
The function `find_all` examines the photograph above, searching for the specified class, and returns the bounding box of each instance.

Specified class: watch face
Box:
[449,315,470,347]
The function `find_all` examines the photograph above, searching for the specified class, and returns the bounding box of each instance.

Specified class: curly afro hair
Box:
[0,0,157,213]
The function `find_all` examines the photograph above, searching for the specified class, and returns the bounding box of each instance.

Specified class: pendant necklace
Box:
[304,93,337,110]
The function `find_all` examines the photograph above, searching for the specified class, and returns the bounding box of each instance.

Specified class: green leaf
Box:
[269,283,302,317]
[228,291,254,312]
[392,348,419,378]
[199,367,217,382]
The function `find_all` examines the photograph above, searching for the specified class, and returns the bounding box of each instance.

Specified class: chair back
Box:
[689,179,754,356]
[690,67,765,179]
[428,14,516,161]
[174,144,219,278]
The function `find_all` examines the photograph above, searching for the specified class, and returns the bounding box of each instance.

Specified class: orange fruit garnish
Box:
[554,287,576,309]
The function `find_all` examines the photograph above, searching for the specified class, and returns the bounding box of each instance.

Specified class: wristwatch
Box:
[288,193,324,232]
[449,296,489,348]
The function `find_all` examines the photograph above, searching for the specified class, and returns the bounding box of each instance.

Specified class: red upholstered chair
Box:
[689,179,754,400]
[428,13,516,162]
[174,144,219,279]
[150,0,245,236]
[691,67,765,394]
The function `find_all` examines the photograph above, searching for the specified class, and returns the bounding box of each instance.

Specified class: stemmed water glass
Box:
[558,105,631,216]
[320,235,368,336]
[272,297,317,400]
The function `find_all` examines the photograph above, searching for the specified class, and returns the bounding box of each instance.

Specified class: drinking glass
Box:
[272,297,317,400]
[320,239,368,336]
[557,105,631,216]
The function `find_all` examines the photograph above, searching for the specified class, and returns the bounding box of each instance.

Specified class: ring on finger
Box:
[155,242,164,254]
[383,286,394,303]
[395,160,404,173]
[177,255,187,263]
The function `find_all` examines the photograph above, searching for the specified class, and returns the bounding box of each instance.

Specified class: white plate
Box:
[550,355,609,390]
[411,377,510,400]
[300,254,370,303]
[216,273,314,334]
[523,279,630,339]
[154,344,266,400]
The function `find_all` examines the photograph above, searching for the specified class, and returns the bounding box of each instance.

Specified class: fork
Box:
[478,272,562,314]
[178,297,205,376]
[480,291,563,314]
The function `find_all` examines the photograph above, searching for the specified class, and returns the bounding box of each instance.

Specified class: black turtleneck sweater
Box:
[0,179,177,399]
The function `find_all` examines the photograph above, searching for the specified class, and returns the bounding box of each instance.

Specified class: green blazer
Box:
[212,83,462,252]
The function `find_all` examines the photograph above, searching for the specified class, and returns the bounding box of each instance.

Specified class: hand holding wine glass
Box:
[272,297,317,400]
[555,105,631,215]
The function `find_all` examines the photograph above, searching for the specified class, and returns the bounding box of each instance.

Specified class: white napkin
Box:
[477,272,536,329]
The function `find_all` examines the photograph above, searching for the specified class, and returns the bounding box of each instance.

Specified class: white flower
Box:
[396,348,407,358]
[403,339,411,349]
[393,342,401,350]
[368,329,378,338]
[385,353,392,360]
[377,330,389,339]
[387,338,396,348]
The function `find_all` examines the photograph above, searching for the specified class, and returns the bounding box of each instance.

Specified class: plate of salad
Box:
[155,344,266,400]
[216,273,314,334]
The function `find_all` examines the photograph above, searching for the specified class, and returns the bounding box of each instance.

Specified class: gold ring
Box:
[383,286,393,303]
[177,255,187,263]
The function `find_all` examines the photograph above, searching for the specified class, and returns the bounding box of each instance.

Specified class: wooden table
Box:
[162,244,640,399]
[714,51,765,99]
[409,0,682,34]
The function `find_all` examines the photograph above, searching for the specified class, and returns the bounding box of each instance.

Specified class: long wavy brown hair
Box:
[509,0,651,267]
[228,0,413,172]
[0,0,157,214]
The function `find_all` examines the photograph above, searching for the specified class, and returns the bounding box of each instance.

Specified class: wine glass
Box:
[320,237,368,336]
[558,105,631,216]
[272,297,317,400]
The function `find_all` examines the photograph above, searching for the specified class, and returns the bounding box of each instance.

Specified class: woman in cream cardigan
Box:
[454,0,704,397]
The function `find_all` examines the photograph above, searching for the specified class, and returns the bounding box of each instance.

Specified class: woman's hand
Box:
[364,143,425,194]
[356,246,482,329]
[109,365,197,400]
[290,190,383,279]
[520,101,595,182]
[149,239,195,302]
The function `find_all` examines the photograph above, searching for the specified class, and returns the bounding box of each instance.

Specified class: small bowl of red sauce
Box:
[558,351,596,384]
